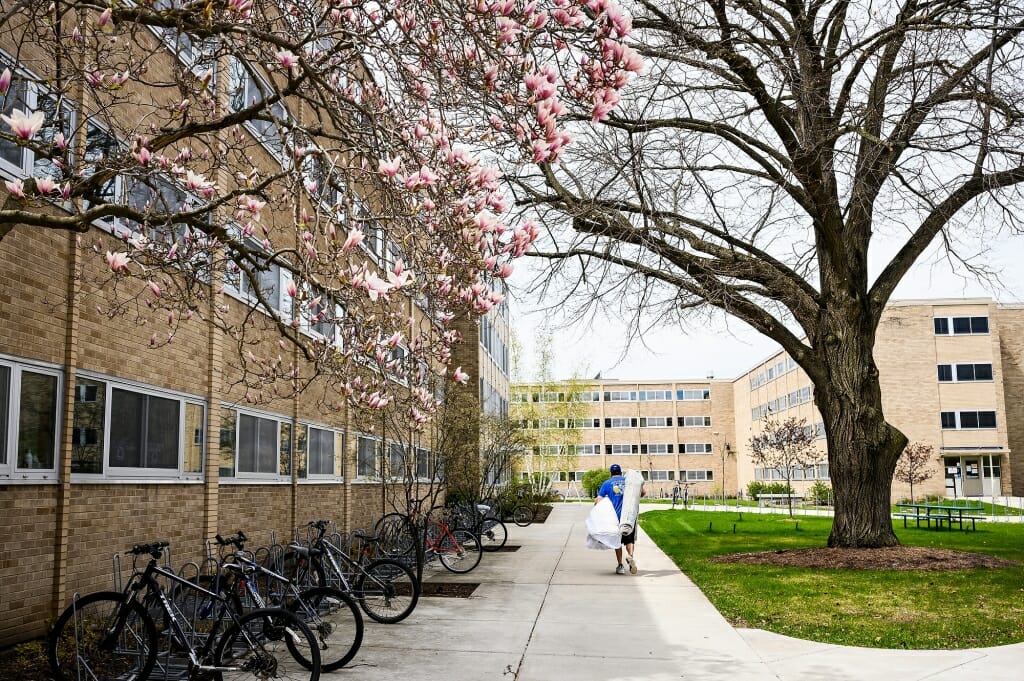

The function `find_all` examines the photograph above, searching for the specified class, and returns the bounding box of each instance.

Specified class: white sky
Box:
[509,232,1024,383]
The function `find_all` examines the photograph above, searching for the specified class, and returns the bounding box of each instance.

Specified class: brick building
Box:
[514,299,1021,502]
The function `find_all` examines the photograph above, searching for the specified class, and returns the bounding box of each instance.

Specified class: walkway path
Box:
[328,503,1022,680]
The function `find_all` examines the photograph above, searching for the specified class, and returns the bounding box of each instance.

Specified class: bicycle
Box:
[374,506,483,573]
[48,540,321,681]
[482,494,534,527]
[451,502,509,551]
[284,520,420,623]
[212,531,363,672]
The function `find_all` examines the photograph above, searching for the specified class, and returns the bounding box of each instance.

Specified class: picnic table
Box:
[894,503,985,531]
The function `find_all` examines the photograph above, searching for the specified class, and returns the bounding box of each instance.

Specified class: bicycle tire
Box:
[512,504,534,527]
[286,586,363,671]
[437,529,482,574]
[477,518,508,551]
[48,591,158,681]
[215,607,320,681]
[355,558,420,623]
[374,512,417,557]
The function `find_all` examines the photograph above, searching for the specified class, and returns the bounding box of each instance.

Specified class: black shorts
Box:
[621,527,637,545]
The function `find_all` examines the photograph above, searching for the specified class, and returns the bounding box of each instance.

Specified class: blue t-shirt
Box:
[598,475,626,518]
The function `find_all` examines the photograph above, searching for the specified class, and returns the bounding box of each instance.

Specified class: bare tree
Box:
[511,1,1024,546]
[893,442,936,503]
[749,418,820,519]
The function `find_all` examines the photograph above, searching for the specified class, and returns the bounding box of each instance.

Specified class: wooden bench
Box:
[893,512,944,529]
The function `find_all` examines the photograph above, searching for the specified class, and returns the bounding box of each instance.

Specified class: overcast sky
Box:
[509,231,1024,383]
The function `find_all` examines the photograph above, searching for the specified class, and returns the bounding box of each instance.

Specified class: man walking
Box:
[595,464,643,574]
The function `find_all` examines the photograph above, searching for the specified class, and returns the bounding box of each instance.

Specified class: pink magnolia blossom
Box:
[452,367,469,384]
[5,179,25,199]
[378,156,401,177]
[34,177,57,194]
[148,280,162,297]
[1,109,46,140]
[97,8,114,32]
[105,251,130,273]
[86,71,104,88]
[167,242,179,260]
[363,272,393,301]
[0,68,10,95]
[341,228,364,252]
[276,51,300,73]
[286,279,298,298]
[134,147,152,165]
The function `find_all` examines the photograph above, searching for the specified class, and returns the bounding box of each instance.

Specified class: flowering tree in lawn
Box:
[749,417,820,519]
[893,442,936,503]
[0,0,641,423]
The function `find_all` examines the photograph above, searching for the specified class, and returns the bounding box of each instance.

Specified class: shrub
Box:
[806,480,833,505]
[581,468,609,498]
[747,480,795,498]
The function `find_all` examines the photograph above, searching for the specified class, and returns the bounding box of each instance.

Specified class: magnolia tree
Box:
[504,0,1024,547]
[749,417,820,519]
[0,0,640,424]
[893,442,936,503]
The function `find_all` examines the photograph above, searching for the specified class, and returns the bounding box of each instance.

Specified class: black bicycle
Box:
[48,540,321,681]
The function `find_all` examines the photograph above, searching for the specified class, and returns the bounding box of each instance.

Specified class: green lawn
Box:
[639,509,1024,649]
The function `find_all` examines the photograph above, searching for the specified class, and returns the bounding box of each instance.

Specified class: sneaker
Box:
[615,564,625,575]
[626,556,637,574]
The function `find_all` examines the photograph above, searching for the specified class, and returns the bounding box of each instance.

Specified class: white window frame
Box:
[677,389,710,401]
[639,416,673,428]
[302,424,342,480]
[679,416,712,427]
[681,443,713,454]
[219,407,289,481]
[228,57,289,160]
[682,469,714,481]
[604,390,637,402]
[70,371,205,481]
[934,316,990,336]
[0,356,62,481]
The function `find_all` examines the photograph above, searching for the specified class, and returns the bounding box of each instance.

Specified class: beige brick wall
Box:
[0,485,58,642]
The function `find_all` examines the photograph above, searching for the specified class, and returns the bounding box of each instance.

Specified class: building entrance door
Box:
[962,458,983,496]
[944,458,962,498]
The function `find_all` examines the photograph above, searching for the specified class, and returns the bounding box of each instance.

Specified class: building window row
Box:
[749,356,798,390]
[940,410,997,430]
[751,385,812,420]
[754,463,830,481]
[937,363,993,382]
[518,416,711,431]
[512,389,709,403]
[934,316,989,335]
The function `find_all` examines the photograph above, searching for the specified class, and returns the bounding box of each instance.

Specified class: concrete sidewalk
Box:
[328,503,1023,680]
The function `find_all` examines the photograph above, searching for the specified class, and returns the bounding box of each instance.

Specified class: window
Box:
[604,391,637,402]
[570,444,601,456]
[679,416,711,427]
[415,447,432,479]
[605,417,636,428]
[605,444,637,455]
[648,470,674,481]
[677,389,710,401]
[572,391,601,402]
[641,444,673,454]
[681,443,712,454]
[108,388,178,470]
[682,469,714,481]
[638,390,672,401]
[935,316,989,335]
[224,236,286,314]
[70,376,204,477]
[938,363,993,382]
[306,427,336,477]
[229,58,288,158]
[357,436,379,478]
[0,364,60,476]
[352,197,384,261]
[568,418,600,428]
[150,0,215,68]
[0,61,75,180]
[941,410,997,429]
[639,417,672,428]
[236,413,280,475]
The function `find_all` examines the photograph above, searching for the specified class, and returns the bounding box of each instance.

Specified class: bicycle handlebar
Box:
[128,541,170,558]
[214,531,248,548]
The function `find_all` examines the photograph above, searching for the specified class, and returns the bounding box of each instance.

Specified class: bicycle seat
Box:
[287,543,322,558]
[352,529,380,542]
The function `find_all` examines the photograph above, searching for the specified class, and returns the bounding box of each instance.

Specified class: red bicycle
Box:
[374,505,483,574]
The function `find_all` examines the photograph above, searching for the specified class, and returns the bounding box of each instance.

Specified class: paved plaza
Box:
[333,502,1023,681]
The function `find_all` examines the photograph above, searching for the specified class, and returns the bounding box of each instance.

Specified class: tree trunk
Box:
[815,309,907,548]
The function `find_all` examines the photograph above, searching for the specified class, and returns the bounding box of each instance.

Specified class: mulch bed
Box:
[711,546,1018,570]
[419,581,479,597]
[491,545,520,552]
[531,505,553,523]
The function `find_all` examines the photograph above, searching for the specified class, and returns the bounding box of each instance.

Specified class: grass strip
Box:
[639,509,1024,649]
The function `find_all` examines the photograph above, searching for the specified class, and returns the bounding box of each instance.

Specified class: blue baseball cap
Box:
[610,464,622,475]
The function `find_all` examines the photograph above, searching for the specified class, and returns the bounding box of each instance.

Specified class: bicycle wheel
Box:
[215,607,320,681]
[286,586,363,672]
[374,513,416,558]
[437,529,482,574]
[355,558,420,623]
[48,591,158,681]
[477,518,508,551]
[512,504,534,527]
